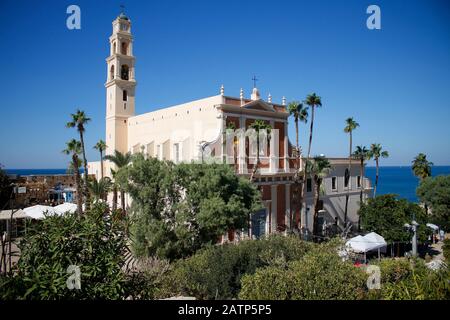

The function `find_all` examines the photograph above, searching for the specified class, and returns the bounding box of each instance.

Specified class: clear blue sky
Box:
[1,0,449,169]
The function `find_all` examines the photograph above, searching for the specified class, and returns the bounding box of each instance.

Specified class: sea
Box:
[5,166,450,203]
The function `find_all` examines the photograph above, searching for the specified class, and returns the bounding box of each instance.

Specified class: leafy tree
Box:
[0,202,128,299]
[288,101,308,230]
[416,175,450,230]
[359,194,430,243]
[66,110,91,207]
[368,143,389,197]
[343,117,359,225]
[412,153,433,180]
[121,154,262,260]
[62,139,83,215]
[93,139,107,179]
[305,156,332,237]
[104,150,132,212]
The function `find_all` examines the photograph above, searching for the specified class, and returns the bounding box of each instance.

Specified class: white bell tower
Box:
[105,11,136,159]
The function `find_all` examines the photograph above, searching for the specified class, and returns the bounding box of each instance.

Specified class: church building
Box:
[88,13,371,239]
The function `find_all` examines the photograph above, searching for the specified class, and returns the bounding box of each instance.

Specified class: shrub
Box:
[158,235,314,300]
[239,244,367,300]
[443,239,450,261]
[0,203,129,300]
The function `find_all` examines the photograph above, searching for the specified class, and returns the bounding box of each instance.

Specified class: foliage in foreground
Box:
[0,203,129,300]
[119,154,262,260]
[239,242,367,300]
[156,235,314,300]
[359,194,430,243]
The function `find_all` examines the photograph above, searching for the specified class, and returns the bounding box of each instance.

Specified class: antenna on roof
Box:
[252,75,258,89]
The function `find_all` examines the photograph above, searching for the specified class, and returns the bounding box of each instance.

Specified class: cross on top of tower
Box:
[118,4,129,20]
[252,75,258,88]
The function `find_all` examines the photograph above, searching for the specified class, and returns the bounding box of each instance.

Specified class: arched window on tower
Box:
[121,42,128,55]
[123,90,128,101]
[121,65,129,80]
[110,65,115,80]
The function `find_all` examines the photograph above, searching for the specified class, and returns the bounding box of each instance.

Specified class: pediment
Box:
[242,100,275,112]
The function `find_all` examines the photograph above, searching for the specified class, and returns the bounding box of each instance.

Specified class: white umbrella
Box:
[23,205,57,220]
[54,203,77,214]
[426,223,439,231]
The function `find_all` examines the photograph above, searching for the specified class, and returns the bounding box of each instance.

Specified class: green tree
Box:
[122,154,261,260]
[343,117,359,225]
[93,139,107,179]
[104,150,132,212]
[0,202,128,299]
[0,165,12,210]
[288,101,308,230]
[368,143,389,197]
[416,175,450,230]
[305,156,332,237]
[359,194,429,244]
[62,139,83,215]
[66,110,91,207]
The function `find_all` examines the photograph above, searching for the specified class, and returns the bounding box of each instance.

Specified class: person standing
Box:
[439,229,445,242]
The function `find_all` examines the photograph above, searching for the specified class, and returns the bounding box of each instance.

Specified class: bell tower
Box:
[105,11,136,158]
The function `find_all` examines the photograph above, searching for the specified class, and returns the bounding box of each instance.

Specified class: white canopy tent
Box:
[345,232,387,262]
[22,203,77,220]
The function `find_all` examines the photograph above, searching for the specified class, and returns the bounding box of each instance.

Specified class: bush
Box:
[368,258,450,300]
[443,239,450,261]
[0,203,129,300]
[239,244,367,300]
[158,235,314,300]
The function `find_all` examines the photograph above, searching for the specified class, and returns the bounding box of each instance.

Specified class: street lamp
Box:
[404,220,419,257]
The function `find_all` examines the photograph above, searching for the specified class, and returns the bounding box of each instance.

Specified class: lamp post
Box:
[404,220,419,257]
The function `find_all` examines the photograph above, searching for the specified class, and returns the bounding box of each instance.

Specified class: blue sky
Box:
[0,0,449,168]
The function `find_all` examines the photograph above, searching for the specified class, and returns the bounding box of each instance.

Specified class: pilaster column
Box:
[284,121,289,172]
[270,184,278,233]
[285,184,291,230]
[239,117,247,174]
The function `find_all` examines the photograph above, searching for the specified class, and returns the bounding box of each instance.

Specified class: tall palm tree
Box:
[62,139,83,215]
[305,156,331,237]
[412,153,433,180]
[249,119,272,182]
[304,93,322,159]
[369,143,389,197]
[353,145,370,230]
[412,153,433,215]
[88,177,112,202]
[288,101,308,230]
[104,150,132,212]
[93,139,107,179]
[343,117,359,225]
[66,110,91,206]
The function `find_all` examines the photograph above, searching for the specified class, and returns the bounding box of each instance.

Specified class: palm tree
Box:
[93,139,107,179]
[288,101,308,230]
[104,150,132,212]
[369,143,389,197]
[249,119,272,181]
[305,156,331,237]
[304,93,322,159]
[412,153,433,215]
[62,139,83,215]
[66,110,91,206]
[412,153,433,180]
[352,145,371,229]
[88,177,112,202]
[343,117,359,225]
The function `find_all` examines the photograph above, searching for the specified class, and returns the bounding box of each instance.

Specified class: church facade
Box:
[88,14,370,238]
